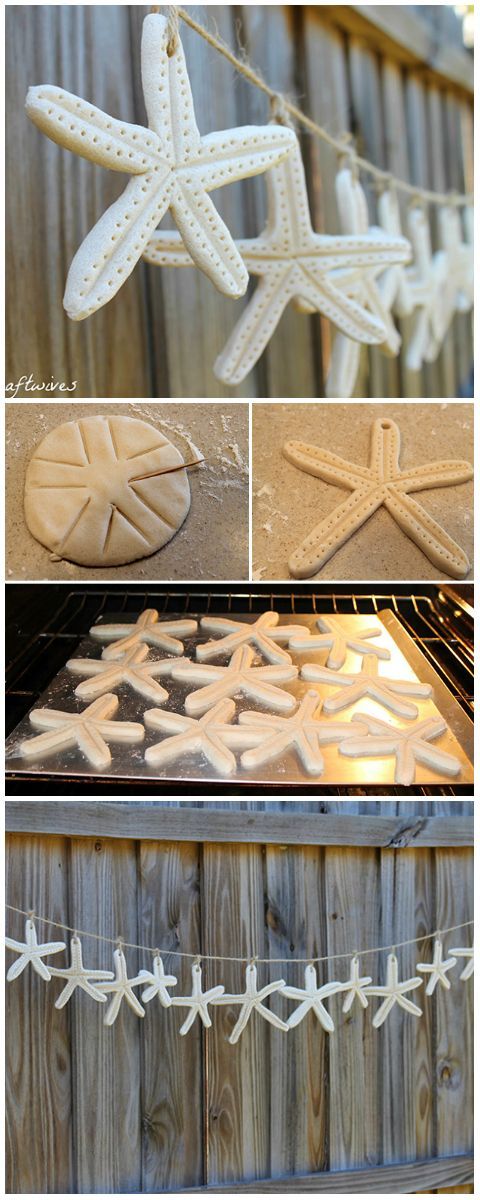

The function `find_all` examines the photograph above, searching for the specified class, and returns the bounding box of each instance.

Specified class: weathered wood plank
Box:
[434,848,474,1158]
[181,1151,474,1192]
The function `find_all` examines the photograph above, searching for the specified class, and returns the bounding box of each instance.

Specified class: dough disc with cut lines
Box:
[24,415,191,566]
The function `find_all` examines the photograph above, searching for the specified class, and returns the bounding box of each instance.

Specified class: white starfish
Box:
[172,646,297,716]
[281,965,343,1032]
[301,653,431,719]
[19,694,145,769]
[416,938,457,996]
[289,615,390,670]
[365,954,422,1027]
[144,698,262,774]
[439,204,473,315]
[450,946,474,981]
[137,955,177,1007]
[339,714,462,786]
[238,690,365,776]
[26,13,295,317]
[212,963,288,1043]
[403,205,450,372]
[94,947,146,1025]
[283,416,472,579]
[5,918,66,982]
[196,611,305,664]
[171,963,225,1035]
[337,956,372,1013]
[377,187,414,317]
[90,610,198,659]
[49,936,114,1007]
[66,643,184,703]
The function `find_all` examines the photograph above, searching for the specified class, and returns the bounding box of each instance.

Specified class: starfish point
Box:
[20,694,145,769]
[450,946,474,981]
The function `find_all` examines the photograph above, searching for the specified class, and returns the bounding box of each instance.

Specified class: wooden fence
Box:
[6,5,473,400]
[6,800,473,1194]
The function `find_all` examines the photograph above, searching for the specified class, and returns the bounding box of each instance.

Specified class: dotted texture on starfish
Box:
[6,919,66,982]
[90,610,197,658]
[196,611,305,664]
[24,416,191,567]
[301,653,432,719]
[20,693,145,769]
[339,714,462,786]
[26,14,295,318]
[283,416,472,579]
[171,645,297,715]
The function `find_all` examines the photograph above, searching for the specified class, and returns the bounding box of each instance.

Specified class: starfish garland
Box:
[416,939,457,996]
[5,919,66,982]
[450,946,474,981]
[49,936,114,1007]
[337,956,373,1013]
[365,954,423,1027]
[19,694,145,769]
[171,963,225,1035]
[26,14,295,317]
[94,947,146,1025]
[283,416,473,579]
[144,698,262,774]
[138,955,177,1007]
[196,611,305,664]
[403,205,450,372]
[281,965,343,1032]
[301,653,431,719]
[289,615,390,670]
[212,963,288,1043]
[339,714,462,786]
[66,644,184,703]
[171,646,297,716]
[90,610,198,659]
[238,690,366,776]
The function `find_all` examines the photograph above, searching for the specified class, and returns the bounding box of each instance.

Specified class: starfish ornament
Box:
[49,936,114,1007]
[339,714,462,786]
[196,611,306,664]
[172,646,297,716]
[90,610,198,659]
[144,698,262,774]
[137,955,177,1007]
[289,615,390,670]
[238,690,366,776]
[365,954,422,1027]
[94,947,146,1025]
[439,205,473,314]
[66,644,184,703]
[281,965,343,1032]
[301,653,431,719]
[403,205,450,372]
[337,956,373,1013]
[283,416,473,579]
[171,963,225,1035]
[416,939,457,996]
[377,187,414,317]
[26,14,295,317]
[19,694,145,769]
[212,963,288,1043]
[6,918,66,982]
[450,946,474,982]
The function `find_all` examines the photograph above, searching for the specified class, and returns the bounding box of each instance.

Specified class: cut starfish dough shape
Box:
[5,919,66,982]
[172,646,297,716]
[66,644,183,703]
[26,13,295,317]
[339,714,462,786]
[281,965,344,1032]
[50,936,114,1007]
[94,947,146,1025]
[301,653,432,719]
[212,963,288,1043]
[24,416,191,567]
[19,694,145,769]
[416,939,457,996]
[283,416,473,579]
[171,963,225,1035]
[238,690,367,776]
[365,954,422,1027]
[289,615,390,670]
[196,611,305,664]
[144,698,262,775]
[90,610,197,658]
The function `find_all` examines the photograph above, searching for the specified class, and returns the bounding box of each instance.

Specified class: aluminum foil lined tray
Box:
[5,611,474,787]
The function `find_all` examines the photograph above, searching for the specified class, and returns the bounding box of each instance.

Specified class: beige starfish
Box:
[49,936,114,1007]
[283,416,472,579]
[6,919,66,982]
[365,954,422,1027]
[439,205,473,315]
[289,615,390,670]
[19,694,144,769]
[301,653,431,719]
[212,963,288,1043]
[94,947,146,1025]
[281,965,344,1032]
[171,963,225,1035]
[339,714,462,786]
[196,611,306,664]
[377,187,414,318]
[144,698,262,774]
[66,644,184,703]
[416,939,457,996]
[90,610,197,659]
[137,955,177,1007]
[172,646,297,716]
[337,956,372,1013]
[403,205,450,372]
[238,690,366,775]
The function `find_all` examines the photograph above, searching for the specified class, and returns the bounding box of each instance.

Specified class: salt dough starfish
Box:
[337,956,373,1013]
[90,610,198,659]
[283,416,473,579]
[449,946,474,981]
[5,918,66,982]
[138,955,177,1007]
[339,714,462,786]
[365,954,422,1027]
[301,653,431,719]
[172,646,297,716]
[196,611,305,664]
[238,691,365,776]
[145,141,410,385]
[49,936,114,1007]
[171,963,225,1035]
[212,963,288,1043]
[144,698,262,774]
[416,939,457,996]
[19,694,145,769]
[377,187,414,317]
[281,965,343,1032]
[439,205,473,314]
[289,616,390,670]
[26,14,295,318]
[94,947,146,1025]
[66,644,184,703]
[403,205,450,372]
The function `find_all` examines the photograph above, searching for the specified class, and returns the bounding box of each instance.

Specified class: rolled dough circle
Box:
[24,415,191,566]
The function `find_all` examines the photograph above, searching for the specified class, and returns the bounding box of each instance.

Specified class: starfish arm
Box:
[145,710,190,735]
[394,742,417,786]
[64,171,172,320]
[300,269,387,344]
[202,732,238,774]
[125,989,146,1018]
[254,634,293,665]
[54,980,78,1007]
[72,671,119,698]
[323,683,372,715]
[396,461,473,492]
[79,978,111,1002]
[413,741,462,779]
[288,487,383,579]
[143,630,191,655]
[32,957,56,981]
[67,657,113,678]
[28,708,81,728]
[405,307,431,373]
[347,636,390,661]
[171,183,248,298]
[397,995,423,1017]
[371,996,395,1028]
[369,418,401,479]
[384,679,431,699]
[196,630,251,660]
[5,938,29,953]
[340,735,402,760]
[20,725,75,759]
[229,1004,253,1043]
[6,955,30,981]
[326,333,361,399]
[25,86,160,173]
[341,989,355,1014]
[383,489,470,578]
[184,680,233,716]
[283,441,372,489]
[145,730,198,767]
[177,1007,198,1036]
[76,723,112,769]
[285,999,312,1028]
[257,1003,290,1033]
[104,992,124,1026]
[312,1001,335,1033]
[128,672,170,703]
[141,14,199,160]
[193,125,296,192]
[171,661,221,683]
[242,680,296,712]
[143,230,194,267]
[362,279,401,355]
[215,268,293,384]
[95,719,144,743]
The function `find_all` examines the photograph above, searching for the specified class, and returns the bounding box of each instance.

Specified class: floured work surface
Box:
[5,612,473,787]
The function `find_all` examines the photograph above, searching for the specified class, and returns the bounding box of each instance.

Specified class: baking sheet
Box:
[5,612,474,787]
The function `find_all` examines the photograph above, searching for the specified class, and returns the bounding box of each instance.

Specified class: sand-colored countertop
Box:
[7,402,249,581]
[252,403,473,582]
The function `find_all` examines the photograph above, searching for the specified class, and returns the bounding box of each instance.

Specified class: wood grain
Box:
[182,1152,473,1192]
